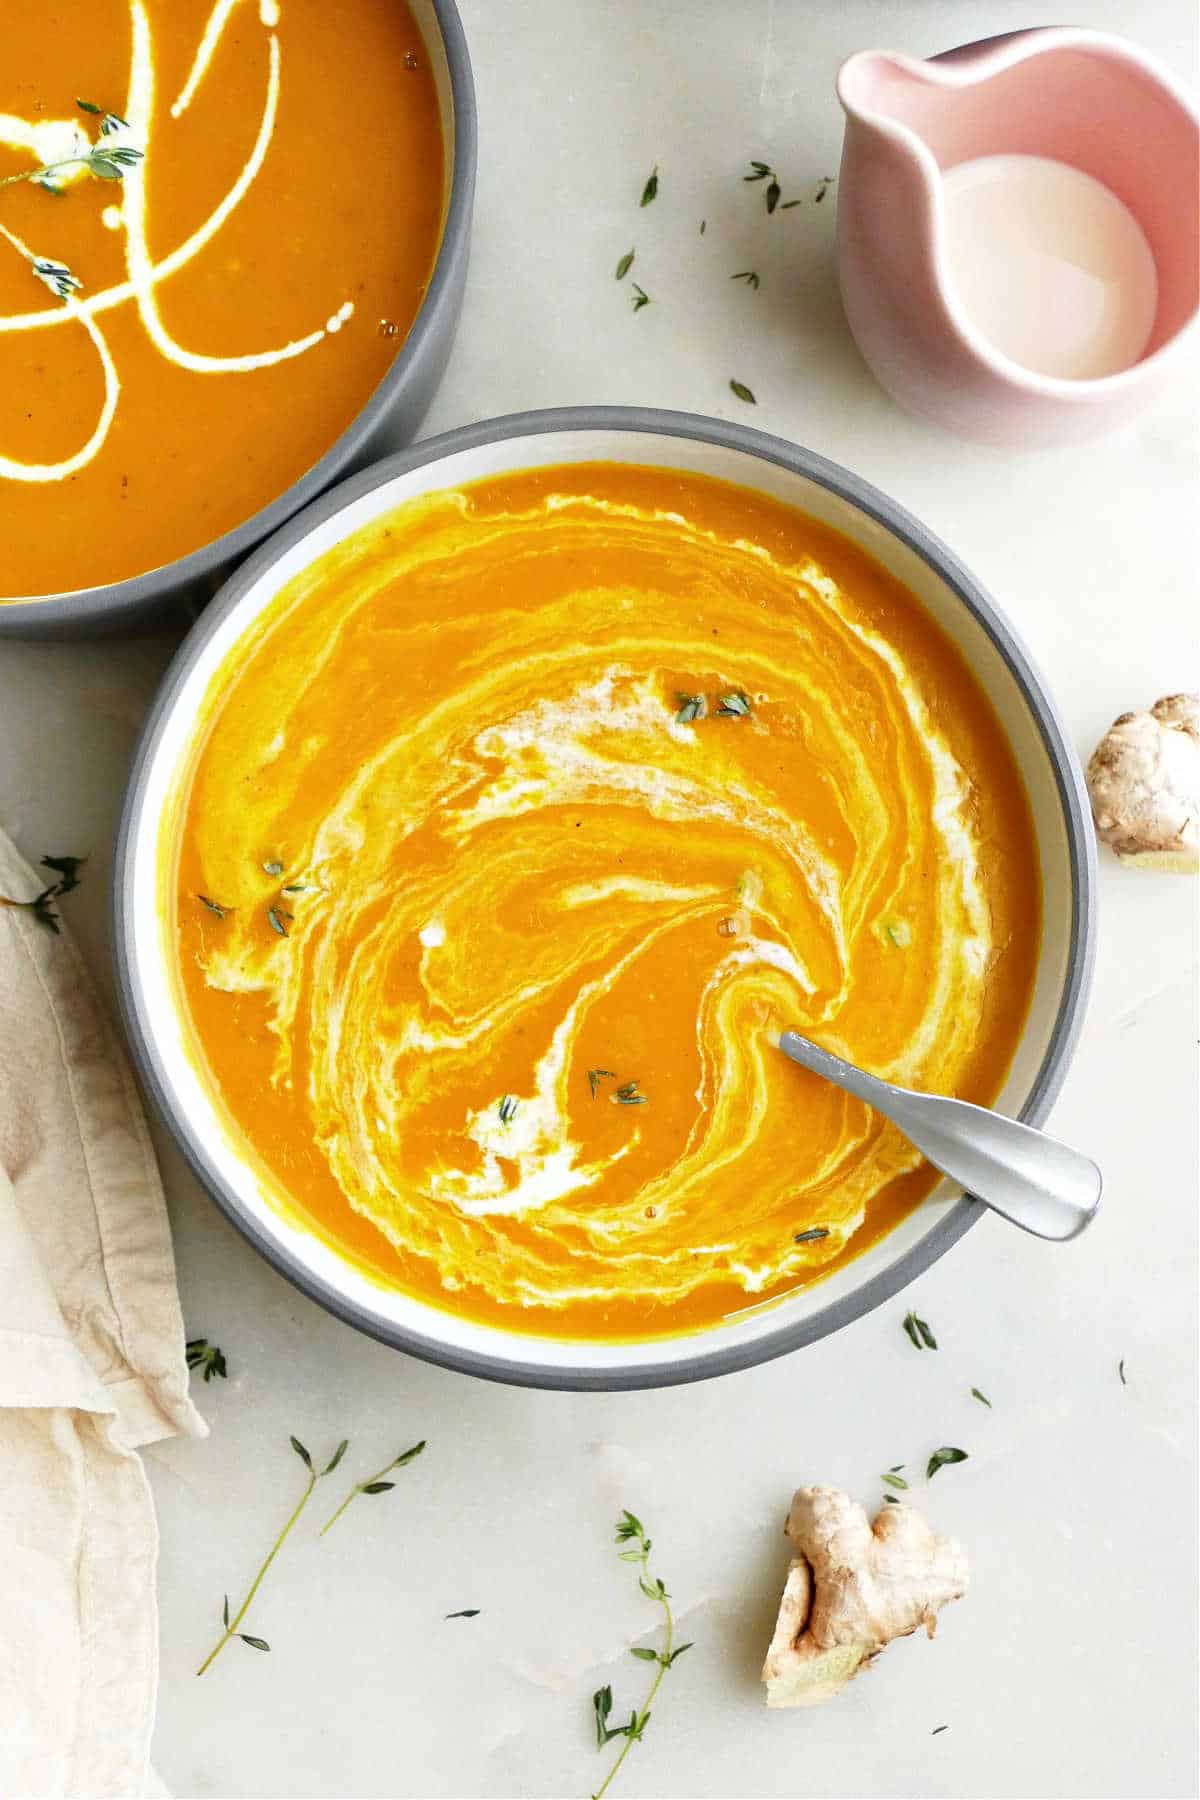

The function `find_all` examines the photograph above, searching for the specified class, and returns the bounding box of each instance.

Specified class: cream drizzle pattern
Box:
[180,487,997,1317]
[0,0,354,483]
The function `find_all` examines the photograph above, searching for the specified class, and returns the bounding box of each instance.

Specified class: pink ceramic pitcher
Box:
[836,28,1199,446]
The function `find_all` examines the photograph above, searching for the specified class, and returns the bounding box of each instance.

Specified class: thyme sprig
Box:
[0,851,86,934]
[319,1440,426,1536]
[591,1512,691,1800]
[186,1338,227,1382]
[196,1435,348,1675]
[0,101,144,302]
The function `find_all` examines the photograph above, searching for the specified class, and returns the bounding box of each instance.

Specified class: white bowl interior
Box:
[127,429,1072,1379]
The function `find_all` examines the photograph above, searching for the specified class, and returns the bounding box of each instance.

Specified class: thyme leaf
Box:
[613,1080,647,1107]
[630,283,650,312]
[1118,1359,1127,1386]
[926,1446,968,1480]
[881,1469,908,1490]
[903,1310,937,1350]
[41,853,86,894]
[588,1068,617,1100]
[498,1094,519,1124]
[675,692,708,723]
[639,166,658,207]
[793,1227,829,1244]
[615,249,634,281]
[729,379,756,404]
[730,270,761,289]
[716,691,751,717]
[197,894,228,918]
[186,1338,228,1382]
[446,1608,480,1619]
[970,1386,992,1407]
[267,906,292,936]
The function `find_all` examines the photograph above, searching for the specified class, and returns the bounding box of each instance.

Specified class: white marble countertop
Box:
[1,3,1197,1797]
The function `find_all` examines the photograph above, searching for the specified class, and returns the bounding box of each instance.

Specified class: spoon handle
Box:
[777,1031,1101,1242]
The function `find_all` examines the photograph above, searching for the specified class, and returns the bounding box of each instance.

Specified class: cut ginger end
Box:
[762,1485,968,1708]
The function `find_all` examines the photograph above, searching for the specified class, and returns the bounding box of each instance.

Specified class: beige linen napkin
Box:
[0,827,204,1799]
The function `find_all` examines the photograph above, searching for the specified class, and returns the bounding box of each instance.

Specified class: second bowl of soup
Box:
[0,0,474,633]
[115,408,1095,1387]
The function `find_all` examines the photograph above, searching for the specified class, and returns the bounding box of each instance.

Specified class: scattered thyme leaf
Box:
[615,249,635,281]
[498,1093,519,1125]
[1118,1359,1127,1386]
[731,270,761,289]
[903,1310,937,1350]
[765,178,780,213]
[729,379,756,404]
[815,176,834,203]
[588,1068,617,1100]
[883,1493,899,1503]
[630,283,650,312]
[267,906,291,936]
[76,98,103,115]
[932,1724,948,1736]
[926,1446,968,1480]
[970,1386,992,1407]
[323,1439,349,1476]
[699,219,706,234]
[590,1511,687,1797]
[196,1433,345,1675]
[281,883,308,893]
[262,859,284,877]
[716,691,751,717]
[446,1609,480,1619]
[197,894,227,918]
[675,692,708,723]
[613,1080,647,1107]
[186,1338,228,1382]
[881,1470,909,1490]
[319,1439,426,1536]
[793,1227,829,1244]
[640,166,658,207]
[885,920,912,948]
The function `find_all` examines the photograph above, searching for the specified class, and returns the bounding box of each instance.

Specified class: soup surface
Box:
[171,463,1040,1341]
[0,0,442,600]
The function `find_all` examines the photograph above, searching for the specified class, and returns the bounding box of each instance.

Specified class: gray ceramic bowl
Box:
[114,407,1096,1390]
[0,0,475,640]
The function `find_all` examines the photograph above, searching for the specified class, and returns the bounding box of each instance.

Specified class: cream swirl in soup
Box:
[170,464,1040,1340]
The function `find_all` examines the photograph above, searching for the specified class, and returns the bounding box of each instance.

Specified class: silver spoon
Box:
[778,1030,1102,1241]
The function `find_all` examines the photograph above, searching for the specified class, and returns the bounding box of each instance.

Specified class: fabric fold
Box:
[0,826,205,1798]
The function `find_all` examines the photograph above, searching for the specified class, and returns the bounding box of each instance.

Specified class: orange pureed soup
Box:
[0,0,442,600]
[170,464,1040,1341]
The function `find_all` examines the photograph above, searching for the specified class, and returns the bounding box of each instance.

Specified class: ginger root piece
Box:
[762,1486,968,1707]
[1086,693,1200,872]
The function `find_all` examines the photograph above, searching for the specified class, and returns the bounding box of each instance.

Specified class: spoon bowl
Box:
[778,1030,1101,1242]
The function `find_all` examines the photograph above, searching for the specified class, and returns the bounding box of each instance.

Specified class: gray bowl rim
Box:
[113,404,1097,1391]
[0,0,477,634]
